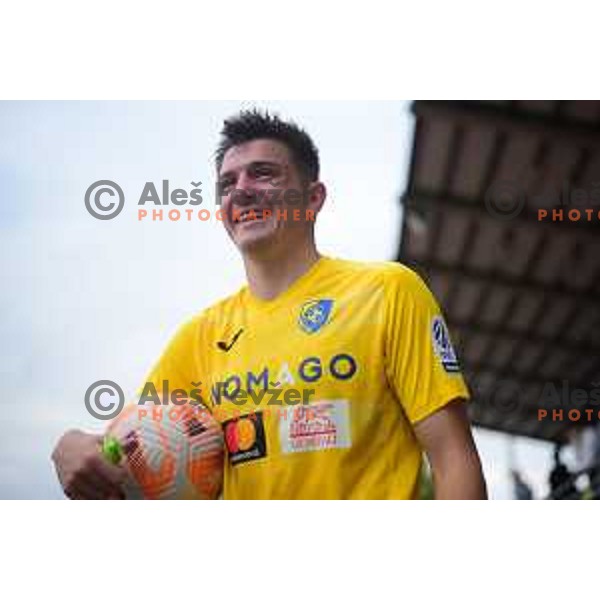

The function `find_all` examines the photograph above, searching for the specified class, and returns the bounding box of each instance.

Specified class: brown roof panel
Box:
[398,100,600,443]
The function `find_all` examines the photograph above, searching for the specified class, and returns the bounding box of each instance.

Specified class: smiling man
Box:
[52,110,487,499]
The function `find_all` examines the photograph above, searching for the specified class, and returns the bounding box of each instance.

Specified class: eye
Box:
[252,165,275,179]
[218,177,235,194]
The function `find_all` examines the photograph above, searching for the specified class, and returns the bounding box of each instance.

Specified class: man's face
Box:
[218,139,316,254]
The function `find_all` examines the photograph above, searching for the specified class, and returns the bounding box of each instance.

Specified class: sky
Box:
[0,101,556,499]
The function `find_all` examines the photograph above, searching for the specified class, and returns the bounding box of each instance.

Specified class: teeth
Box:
[238,210,264,223]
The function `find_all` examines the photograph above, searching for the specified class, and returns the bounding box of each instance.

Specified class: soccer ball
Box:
[103,402,224,500]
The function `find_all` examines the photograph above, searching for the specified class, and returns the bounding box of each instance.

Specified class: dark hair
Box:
[215,109,320,182]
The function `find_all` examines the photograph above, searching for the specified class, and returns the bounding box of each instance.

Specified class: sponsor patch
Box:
[432,316,461,373]
[298,299,334,334]
[223,412,267,465]
[279,399,351,454]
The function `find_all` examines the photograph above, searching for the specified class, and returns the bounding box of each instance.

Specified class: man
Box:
[52,110,487,499]
[511,470,533,500]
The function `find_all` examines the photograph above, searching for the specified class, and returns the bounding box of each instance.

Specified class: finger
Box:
[85,468,124,499]
[68,475,107,500]
[106,491,126,500]
[92,454,127,488]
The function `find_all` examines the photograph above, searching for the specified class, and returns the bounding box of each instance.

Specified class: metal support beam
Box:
[449,319,598,358]
[402,189,600,233]
[412,100,600,152]
[414,259,600,305]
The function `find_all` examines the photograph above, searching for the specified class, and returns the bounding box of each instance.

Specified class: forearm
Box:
[431,452,487,499]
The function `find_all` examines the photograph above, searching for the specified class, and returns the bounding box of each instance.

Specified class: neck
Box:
[243,239,321,301]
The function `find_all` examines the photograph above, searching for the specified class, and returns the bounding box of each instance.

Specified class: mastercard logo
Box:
[225,418,256,452]
[222,412,267,465]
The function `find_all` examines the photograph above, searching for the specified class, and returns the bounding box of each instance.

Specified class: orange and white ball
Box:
[105,403,224,500]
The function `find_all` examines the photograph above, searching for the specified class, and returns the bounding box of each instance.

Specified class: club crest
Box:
[298,299,334,334]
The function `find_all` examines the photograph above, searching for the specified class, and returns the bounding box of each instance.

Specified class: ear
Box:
[306,181,327,216]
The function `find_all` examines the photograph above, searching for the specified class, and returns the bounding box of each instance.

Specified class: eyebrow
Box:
[218,160,283,181]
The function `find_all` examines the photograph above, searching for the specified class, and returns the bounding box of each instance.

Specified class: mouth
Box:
[233,207,270,225]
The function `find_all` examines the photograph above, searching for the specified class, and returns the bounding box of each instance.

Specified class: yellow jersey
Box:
[142,256,469,499]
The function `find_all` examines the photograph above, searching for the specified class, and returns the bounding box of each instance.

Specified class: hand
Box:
[51,430,126,500]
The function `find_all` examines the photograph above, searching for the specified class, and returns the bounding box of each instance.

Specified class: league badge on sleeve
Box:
[298,299,334,334]
[431,316,461,373]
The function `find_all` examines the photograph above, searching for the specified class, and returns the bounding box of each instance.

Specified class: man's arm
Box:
[413,399,487,499]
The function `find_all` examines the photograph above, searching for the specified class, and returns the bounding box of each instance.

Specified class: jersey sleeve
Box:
[383,265,470,424]
[137,316,207,407]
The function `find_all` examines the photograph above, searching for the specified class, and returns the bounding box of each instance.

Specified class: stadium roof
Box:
[397,100,600,443]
